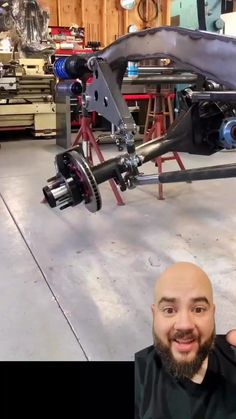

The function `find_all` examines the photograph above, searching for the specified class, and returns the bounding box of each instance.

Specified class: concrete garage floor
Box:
[0,134,236,361]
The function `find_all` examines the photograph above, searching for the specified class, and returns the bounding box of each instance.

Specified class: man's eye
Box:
[193,306,207,313]
[163,307,175,315]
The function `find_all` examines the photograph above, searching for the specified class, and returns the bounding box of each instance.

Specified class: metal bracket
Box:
[85,58,137,152]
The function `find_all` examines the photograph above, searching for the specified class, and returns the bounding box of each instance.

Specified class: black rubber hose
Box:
[197,0,206,30]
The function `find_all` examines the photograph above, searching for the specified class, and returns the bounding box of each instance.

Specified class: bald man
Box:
[135,262,236,419]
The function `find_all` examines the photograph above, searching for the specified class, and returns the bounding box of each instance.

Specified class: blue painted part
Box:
[54,58,69,79]
[172,0,198,29]
[127,61,139,78]
[219,118,236,149]
[171,0,222,33]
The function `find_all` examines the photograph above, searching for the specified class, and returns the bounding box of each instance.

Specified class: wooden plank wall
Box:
[45,0,171,46]
[56,0,82,27]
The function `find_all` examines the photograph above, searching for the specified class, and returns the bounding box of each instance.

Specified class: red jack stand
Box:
[73,113,125,206]
[144,113,186,200]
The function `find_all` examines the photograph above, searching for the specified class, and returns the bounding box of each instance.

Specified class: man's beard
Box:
[153,326,215,380]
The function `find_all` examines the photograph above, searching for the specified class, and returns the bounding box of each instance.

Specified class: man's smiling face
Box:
[152,262,215,379]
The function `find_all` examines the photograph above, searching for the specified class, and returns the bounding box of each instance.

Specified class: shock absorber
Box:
[54,56,93,80]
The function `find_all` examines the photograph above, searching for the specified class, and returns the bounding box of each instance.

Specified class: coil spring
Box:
[54,58,69,79]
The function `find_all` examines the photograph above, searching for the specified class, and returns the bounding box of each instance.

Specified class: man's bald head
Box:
[153,262,214,306]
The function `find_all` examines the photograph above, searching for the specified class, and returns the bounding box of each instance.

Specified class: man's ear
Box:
[151,303,155,316]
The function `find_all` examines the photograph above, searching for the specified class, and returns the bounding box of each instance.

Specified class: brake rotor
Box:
[68,150,102,213]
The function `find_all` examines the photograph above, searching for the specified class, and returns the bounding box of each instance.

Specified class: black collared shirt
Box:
[135,335,236,419]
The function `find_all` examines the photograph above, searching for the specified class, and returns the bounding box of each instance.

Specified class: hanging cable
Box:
[137,0,159,24]
[221,0,233,14]
[197,0,206,30]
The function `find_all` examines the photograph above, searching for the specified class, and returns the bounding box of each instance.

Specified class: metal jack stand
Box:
[144,93,187,200]
[150,115,185,200]
[73,109,125,206]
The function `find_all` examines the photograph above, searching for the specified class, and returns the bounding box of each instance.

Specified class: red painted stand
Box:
[73,115,125,206]
[144,93,186,200]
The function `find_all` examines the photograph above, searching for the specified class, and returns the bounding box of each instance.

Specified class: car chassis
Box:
[43,26,236,213]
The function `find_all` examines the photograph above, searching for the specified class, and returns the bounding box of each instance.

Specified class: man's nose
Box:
[174,310,195,330]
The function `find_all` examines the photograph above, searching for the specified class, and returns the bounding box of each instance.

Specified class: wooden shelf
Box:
[47,0,171,47]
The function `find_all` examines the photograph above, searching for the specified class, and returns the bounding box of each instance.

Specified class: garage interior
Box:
[1,0,236,361]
